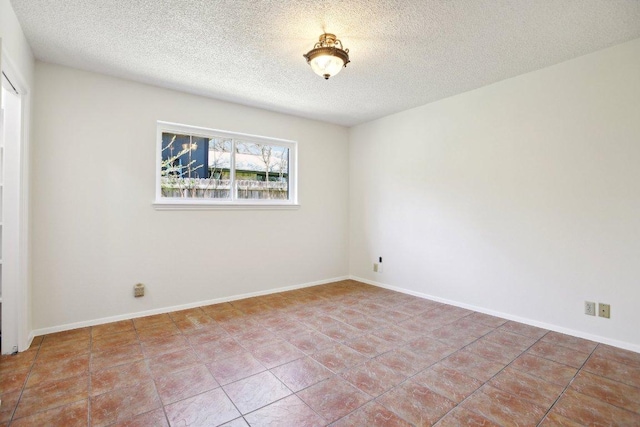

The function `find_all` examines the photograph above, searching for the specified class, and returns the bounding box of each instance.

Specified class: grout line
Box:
[425,330,544,425]
[8,282,638,427]
[87,330,93,426]
[7,336,43,425]
[327,304,479,424]
[142,329,171,427]
[535,342,600,426]
[373,316,501,424]
[393,312,548,426]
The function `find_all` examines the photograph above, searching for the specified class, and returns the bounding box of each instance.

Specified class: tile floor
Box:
[1,280,640,426]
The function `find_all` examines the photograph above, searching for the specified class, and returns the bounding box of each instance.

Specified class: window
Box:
[154,122,298,209]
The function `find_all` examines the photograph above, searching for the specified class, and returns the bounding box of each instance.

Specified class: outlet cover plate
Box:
[598,303,610,319]
[585,301,596,316]
[134,283,145,297]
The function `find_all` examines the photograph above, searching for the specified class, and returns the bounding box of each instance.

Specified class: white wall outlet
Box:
[374,256,383,273]
[585,301,596,316]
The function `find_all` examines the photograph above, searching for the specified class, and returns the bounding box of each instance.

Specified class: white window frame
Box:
[153,121,299,210]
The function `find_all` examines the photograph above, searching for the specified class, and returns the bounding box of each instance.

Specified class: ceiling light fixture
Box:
[303,33,350,80]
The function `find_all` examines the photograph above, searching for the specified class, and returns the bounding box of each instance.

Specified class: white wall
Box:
[349,38,640,351]
[32,62,349,331]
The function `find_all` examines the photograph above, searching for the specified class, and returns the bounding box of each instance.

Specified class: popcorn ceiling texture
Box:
[10,0,640,126]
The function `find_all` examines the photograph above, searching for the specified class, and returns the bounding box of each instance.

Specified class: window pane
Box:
[161,132,231,199]
[235,141,289,200]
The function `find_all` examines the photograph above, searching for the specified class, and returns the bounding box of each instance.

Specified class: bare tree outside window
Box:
[161,133,232,199]
[235,141,289,200]
[159,129,291,202]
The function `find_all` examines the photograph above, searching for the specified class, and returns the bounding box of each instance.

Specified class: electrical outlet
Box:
[134,283,145,298]
[375,256,383,273]
[585,301,596,316]
[598,303,610,319]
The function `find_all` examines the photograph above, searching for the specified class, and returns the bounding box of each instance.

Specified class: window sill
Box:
[152,200,301,211]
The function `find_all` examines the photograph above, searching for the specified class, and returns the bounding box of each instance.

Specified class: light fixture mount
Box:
[303,33,350,80]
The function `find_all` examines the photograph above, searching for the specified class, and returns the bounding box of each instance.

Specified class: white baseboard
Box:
[351,275,640,354]
[30,274,639,355]
[23,331,35,351]
[30,276,349,338]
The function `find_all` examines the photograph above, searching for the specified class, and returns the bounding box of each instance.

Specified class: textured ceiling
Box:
[10,0,640,126]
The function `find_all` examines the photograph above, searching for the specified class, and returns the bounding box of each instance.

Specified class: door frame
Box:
[1,46,31,353]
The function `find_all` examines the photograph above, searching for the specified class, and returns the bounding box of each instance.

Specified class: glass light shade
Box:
[309,54,345,79]
[304,33,350,80]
